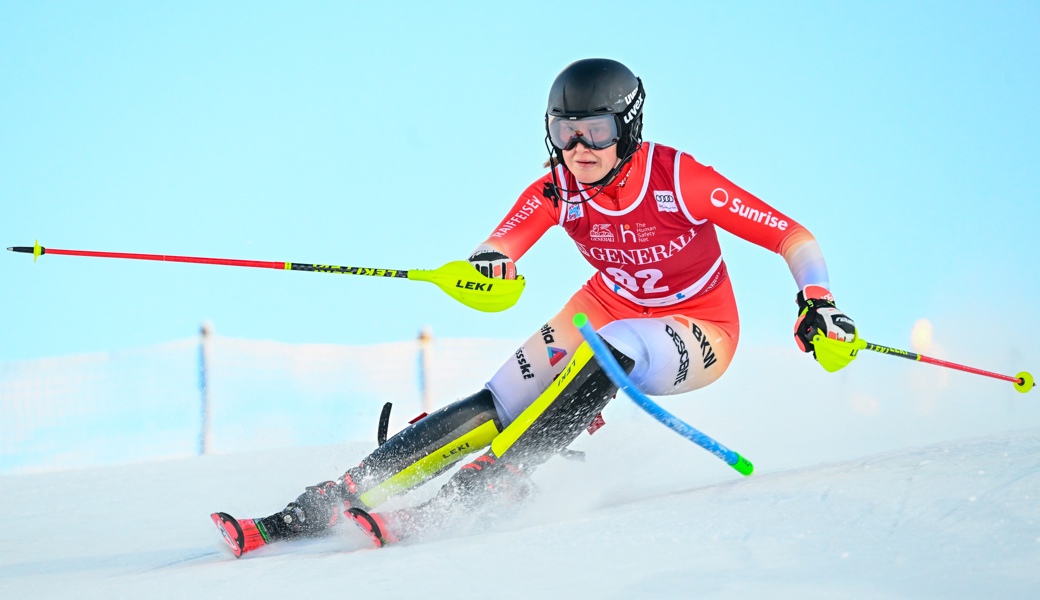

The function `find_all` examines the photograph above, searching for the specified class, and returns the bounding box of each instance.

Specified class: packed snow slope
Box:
[2,419,1038,599]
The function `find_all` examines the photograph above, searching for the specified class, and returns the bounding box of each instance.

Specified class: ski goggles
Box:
[546,114,620,151]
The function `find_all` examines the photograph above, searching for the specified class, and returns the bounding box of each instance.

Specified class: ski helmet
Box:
[545,58,645,169]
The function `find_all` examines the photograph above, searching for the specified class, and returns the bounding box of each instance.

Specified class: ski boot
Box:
[212,478,362,558]
[342,452,536,548]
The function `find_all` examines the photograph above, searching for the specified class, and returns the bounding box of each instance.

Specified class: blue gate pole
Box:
[198,322,213,455]
[573,313,753,476]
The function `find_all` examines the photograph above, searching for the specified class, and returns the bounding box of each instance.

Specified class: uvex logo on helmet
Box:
[623,90,644,124]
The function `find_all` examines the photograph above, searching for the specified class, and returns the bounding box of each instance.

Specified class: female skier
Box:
[213,58,859,557]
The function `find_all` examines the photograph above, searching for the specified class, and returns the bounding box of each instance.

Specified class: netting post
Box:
[198,321,213,455]
[418,325,433,413]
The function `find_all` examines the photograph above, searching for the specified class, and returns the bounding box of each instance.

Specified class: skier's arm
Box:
[677,153,857,370]
[676,153,829,291]
[470,178,560,272]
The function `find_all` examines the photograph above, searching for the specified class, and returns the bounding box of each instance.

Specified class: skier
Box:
[213,58,859,557]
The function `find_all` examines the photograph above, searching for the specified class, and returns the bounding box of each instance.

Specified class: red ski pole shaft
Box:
[6,241,409,278]
[861,340,1034,393]
[43,247,287,270]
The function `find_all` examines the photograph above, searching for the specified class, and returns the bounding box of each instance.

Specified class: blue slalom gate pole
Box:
[574,313,753,476]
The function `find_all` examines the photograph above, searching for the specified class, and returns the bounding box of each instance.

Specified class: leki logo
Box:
[455,280,494,292]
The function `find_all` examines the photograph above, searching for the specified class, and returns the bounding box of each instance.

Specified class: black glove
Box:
[468,248,516,280]
[793,285,857,353]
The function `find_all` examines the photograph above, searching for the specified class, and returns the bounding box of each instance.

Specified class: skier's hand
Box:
[468,246,516,280]
[794,285,859,372]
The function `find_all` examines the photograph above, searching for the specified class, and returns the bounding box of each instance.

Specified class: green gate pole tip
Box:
[573,313,589,328]
[731,454,754,476]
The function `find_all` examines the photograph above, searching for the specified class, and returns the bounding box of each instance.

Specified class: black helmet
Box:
[545,58,645,168]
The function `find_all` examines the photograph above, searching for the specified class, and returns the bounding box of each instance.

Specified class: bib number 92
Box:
[605,267,669,294]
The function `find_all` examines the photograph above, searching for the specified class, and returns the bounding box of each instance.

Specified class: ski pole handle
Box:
[857,339,1034,393]
[573,313,753,476]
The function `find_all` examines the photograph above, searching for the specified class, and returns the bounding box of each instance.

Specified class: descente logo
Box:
[709,188,789,231]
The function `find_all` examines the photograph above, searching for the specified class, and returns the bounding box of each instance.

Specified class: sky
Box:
[2,2,1038,383]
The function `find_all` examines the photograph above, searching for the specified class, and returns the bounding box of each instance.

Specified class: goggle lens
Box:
[547,115,620,150]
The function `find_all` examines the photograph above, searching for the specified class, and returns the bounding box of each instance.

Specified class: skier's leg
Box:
[597,313,738,395]
[255,387,504,543]
[364,289,741,543]
[227,286,620,552]
[604,277,740,395]
[363,336,635,544]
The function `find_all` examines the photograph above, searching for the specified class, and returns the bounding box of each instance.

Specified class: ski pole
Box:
[573,313,753,476]
[8,240,525,313]
[823,335,1034,393]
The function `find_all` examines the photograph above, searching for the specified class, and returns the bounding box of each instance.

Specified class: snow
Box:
[2,411,1039,598]
[3,335,1038,598]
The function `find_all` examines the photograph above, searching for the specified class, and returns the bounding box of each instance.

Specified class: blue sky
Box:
[3,2,1038,383]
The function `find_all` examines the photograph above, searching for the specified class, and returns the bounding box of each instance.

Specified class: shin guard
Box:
[349,388,503,508]
[491,340,633,467]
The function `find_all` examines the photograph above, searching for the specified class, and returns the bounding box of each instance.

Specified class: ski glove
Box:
[468,246,517,280]
[794,285,859,372]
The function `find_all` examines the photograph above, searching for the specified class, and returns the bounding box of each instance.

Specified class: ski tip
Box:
[211,512,245,558]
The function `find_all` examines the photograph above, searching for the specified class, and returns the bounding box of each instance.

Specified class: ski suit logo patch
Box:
[515,348,534,380]
[665,324,690,385]
[654,191,677,213]
[710,187,729,208]
[590,224,614,242]
[547,347,567,367]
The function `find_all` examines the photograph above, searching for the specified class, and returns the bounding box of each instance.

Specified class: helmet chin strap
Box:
[542,136,633,208]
